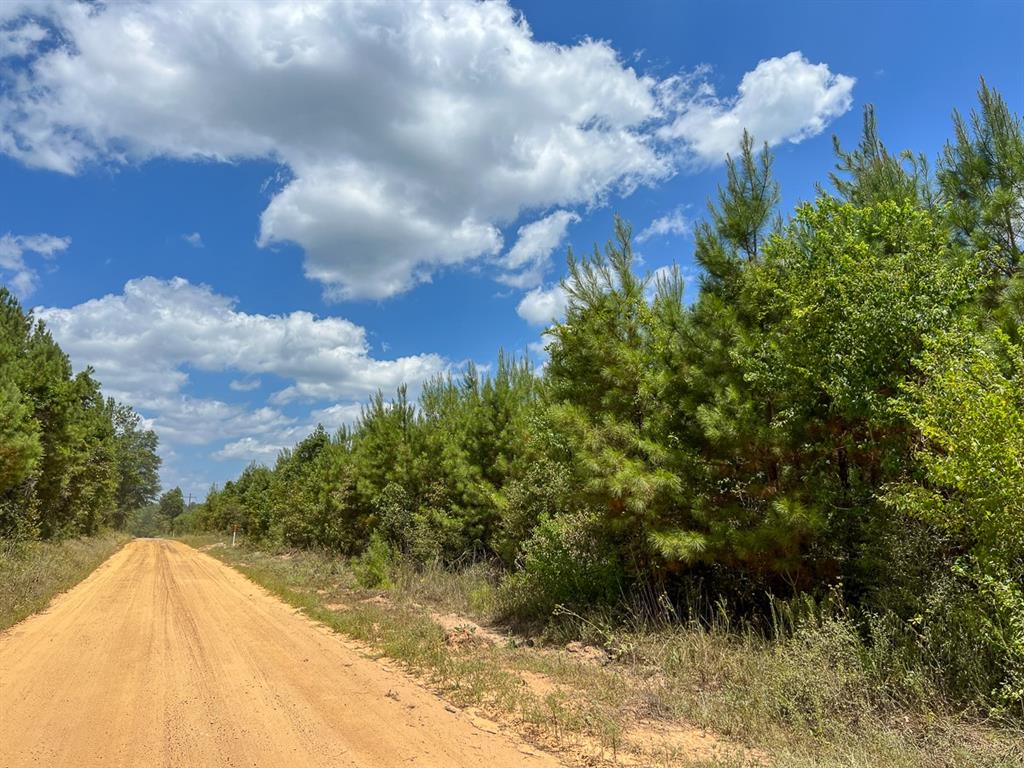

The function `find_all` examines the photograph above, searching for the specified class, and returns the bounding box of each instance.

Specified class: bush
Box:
[911,559,1024,717]
[374,482,413,549]
[353,532,398,589]
[761,615,876,736]
[493,458,571,567]
[885,327,1024,714]
[498,509,624,621]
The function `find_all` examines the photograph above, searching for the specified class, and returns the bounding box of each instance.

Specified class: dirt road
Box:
[0,539,561,767]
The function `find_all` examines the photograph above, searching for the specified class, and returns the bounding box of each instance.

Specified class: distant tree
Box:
[157,487,186,531]
[108,400,161,528]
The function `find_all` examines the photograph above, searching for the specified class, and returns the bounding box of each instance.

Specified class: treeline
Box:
[193,82,1023,715]
[0,289,161,539]
[132,486,194,537]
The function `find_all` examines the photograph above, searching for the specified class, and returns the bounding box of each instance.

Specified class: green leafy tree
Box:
[1,288,155,538]
[544,216,685,575]
[740,198,977,591]
[0,381,41,537]
[157,487,186,532]
[887,327,1024,711]
[109,400,161,527]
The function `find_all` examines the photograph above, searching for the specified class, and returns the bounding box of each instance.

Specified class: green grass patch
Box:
[0,531,131,632]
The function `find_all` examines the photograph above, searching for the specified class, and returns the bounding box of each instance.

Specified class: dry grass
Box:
[0,531,130,632]
[180,534,1023,768]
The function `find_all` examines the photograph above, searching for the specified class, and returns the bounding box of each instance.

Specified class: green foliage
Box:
[128,503,162,538]
[545,216,686,574]
[886,327,1024,712]
[889,328,1023,560]
[939,78,1024,282]
[353,532,398,589]
[192,82,1024,717]
[157,486,186,532]
[110,401,161,529]
[498,509,625,621]
[0,288,159,539]
[492,457,571,566]
[711,130,781,260]
[0,381,41,497]
[751,199,975,421]
[828,104,934,207]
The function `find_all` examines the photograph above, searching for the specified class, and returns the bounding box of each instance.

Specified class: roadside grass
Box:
[0,531,131,632]
[180,534,1023,768]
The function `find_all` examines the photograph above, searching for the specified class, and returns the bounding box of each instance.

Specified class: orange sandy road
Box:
[0,539,562,768]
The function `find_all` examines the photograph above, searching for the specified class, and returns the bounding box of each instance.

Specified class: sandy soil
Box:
[0,539,562,768]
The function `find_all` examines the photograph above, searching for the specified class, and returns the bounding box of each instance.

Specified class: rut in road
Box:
[0,539,562,768]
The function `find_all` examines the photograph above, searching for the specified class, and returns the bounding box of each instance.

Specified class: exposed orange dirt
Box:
[0,539,563,768]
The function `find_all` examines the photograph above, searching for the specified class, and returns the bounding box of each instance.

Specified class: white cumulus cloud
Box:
[0,4,853,299]
[34,277,447,453]
[2,1,670,299]
[517,284,568,326]
[0,232,71,296]
[214,402,363,462]
[659,51,855,164]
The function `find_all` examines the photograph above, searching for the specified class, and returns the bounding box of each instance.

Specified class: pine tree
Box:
[545,216,682,572]
[828,104,933,207]
[939,78,1024,280]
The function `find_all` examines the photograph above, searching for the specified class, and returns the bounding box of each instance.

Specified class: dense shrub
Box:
[498,510,625,621]
[353,533,398,589]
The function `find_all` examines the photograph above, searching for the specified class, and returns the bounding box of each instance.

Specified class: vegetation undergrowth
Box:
[0,530,130,632]
[182,534,1023,768]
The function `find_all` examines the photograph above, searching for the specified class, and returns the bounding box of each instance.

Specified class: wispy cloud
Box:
[498,210,579,289]
[229,378,261,392]
[0,233,71,296]
[637,207,690,242]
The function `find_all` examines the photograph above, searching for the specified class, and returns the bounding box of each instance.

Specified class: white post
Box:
[232,526,237,547]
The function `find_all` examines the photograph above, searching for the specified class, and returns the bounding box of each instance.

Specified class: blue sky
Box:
[1,0,1021,498]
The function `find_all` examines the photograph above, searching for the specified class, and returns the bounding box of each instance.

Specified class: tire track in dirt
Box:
[0,539,563,768]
